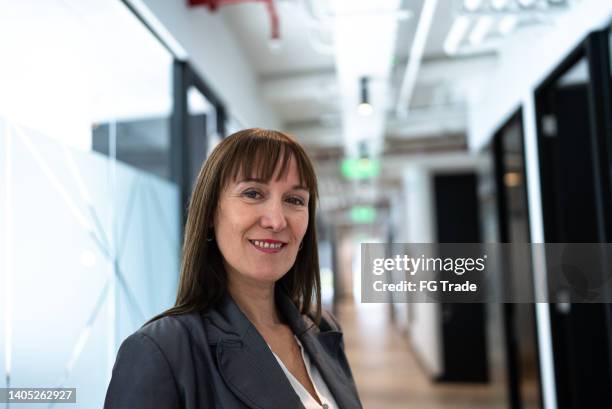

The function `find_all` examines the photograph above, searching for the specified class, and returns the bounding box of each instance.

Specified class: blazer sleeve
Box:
[104,332,181,409]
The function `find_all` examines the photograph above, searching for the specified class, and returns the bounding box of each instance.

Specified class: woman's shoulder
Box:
[106,314,201,408]
[311,308,343,333]
[123,311,205,354]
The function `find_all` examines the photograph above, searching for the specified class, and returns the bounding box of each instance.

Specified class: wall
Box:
[136,0,281,129]
[468,0,612,151]
[0,117,180,407]
[399,153,488,377]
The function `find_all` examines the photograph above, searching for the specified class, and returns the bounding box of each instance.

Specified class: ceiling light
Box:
[357,76,374,116]
[444,16,470,55]
[468,16,494,45]
[463,0,483,11]
[490,0,509,10]
[268,38,283,54]
[498,15,518,34]
[358,103,374,116]
[517,0,537,7]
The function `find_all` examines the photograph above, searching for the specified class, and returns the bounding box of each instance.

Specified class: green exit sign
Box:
[341,158,380,180]
[350,206,377,224]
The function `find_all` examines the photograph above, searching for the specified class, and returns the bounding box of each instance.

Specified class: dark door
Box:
[535,29,612,409]
[434,173,489,382]
[493,111,543,409]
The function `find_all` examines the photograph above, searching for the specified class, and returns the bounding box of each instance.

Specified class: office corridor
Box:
[337,300,507,409]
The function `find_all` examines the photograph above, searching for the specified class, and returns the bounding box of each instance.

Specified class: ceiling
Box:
[217,0,496,150]
[208,0,580,217]
[2,0,581,221]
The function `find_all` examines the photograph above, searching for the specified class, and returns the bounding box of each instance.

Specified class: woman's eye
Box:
[243,190,262,199]
[287,196,306,206]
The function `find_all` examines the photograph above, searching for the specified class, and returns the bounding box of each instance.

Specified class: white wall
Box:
[399,153,488,377]
[137,0,281,129]
[468,0,612,151]
[401,166,442,376]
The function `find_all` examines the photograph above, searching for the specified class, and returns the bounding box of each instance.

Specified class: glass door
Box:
[534,28,612,409]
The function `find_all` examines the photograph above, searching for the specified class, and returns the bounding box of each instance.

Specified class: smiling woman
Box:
[104,128,363,409]
[215,152,310,289]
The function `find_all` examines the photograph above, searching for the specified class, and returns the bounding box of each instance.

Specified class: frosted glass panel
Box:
[0,118,180,408]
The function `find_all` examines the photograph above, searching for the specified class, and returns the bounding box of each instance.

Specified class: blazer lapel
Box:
[204,293,304,409]
[276,291,363,409]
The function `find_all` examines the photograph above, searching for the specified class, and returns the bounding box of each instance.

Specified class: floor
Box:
[336,300,508,409]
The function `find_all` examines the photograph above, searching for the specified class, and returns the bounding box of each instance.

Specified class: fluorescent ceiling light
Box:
[498,15,519,34]
[469,16,494,45]
[518,0,537,7]
[395,0,437,115]
[463,0,483,11]
[444,16,470,55]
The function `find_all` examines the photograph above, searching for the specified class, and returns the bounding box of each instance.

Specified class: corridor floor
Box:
[336,300,507,409]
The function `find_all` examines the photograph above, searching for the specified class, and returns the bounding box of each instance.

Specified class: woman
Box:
[104,129,362,409]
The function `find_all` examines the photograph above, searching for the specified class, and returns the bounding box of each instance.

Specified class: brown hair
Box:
[149,128,321,324]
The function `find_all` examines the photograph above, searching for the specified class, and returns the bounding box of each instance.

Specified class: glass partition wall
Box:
[0,1,225,407]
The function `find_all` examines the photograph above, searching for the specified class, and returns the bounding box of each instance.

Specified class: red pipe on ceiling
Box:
[188,0,279,39]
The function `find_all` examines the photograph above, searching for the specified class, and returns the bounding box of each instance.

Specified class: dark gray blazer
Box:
[104,290,363,409]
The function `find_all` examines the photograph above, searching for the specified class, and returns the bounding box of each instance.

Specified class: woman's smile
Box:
[249,239,287,253]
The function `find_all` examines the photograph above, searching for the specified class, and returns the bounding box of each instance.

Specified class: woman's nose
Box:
[260,199,287,231]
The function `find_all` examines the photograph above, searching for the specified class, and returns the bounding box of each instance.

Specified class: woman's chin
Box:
[246,270,288,285]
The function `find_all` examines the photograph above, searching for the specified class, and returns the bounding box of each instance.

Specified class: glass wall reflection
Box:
[0,1,179,408]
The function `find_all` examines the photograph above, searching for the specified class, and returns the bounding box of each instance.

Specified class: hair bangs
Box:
[220,131,317,198]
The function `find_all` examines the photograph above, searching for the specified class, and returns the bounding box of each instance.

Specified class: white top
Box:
[267,336,339,409]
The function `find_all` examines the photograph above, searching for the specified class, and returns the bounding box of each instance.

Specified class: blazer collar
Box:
[193,288,359,409]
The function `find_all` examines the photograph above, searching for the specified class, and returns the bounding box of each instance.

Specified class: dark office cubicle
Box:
[535,29,612,409]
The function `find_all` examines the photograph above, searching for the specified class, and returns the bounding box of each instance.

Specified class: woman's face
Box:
[214,156,310,287]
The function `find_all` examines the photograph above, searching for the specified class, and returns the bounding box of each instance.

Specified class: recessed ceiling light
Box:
[517,0,537,8]
[498,15,519,34]
[490,0,509,10]
[464,0,483,11]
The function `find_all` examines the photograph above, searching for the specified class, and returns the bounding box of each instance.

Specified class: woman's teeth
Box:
[251,240,283,249]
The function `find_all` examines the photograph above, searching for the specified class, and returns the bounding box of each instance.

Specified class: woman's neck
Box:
[228,277,282,328]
